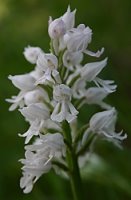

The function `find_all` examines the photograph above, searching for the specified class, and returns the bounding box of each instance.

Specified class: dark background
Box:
[1,0,131,199]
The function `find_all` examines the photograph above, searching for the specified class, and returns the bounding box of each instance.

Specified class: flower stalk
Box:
[62,120,83,200]
[69,151,83,200]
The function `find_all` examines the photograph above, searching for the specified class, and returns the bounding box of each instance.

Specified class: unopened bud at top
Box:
[48,17,66,39]
[62,6,76,30]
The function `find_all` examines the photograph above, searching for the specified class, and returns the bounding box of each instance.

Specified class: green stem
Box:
[68,74,80,87]
[62,121,83,200]
[77,133,96,157]
[52,160,69,172]
[69,151,83,200]
[74,124,89,147]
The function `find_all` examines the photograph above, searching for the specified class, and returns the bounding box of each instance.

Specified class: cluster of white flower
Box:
[7,6,127,193]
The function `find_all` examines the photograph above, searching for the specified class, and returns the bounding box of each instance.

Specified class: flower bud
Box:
[48,18,66,39]
[23,46,42,64]
[62,6,76,30]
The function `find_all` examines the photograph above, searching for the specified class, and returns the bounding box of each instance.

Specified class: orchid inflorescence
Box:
[7,6,127,195]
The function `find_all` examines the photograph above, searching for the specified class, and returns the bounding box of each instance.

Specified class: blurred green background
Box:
[1,0,131,199]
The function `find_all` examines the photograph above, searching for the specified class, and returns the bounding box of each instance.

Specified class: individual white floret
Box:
[88,108,127,140]
[36,52,61,84]
[48,6,76,40]
[19,103,50,143]
[63,50,83,70]
[64,24,92,53]
[67,58,107,100]
[23,46,43,64]
[51,84,78,123]
[20,133,65,193]
[6,74,37,110]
